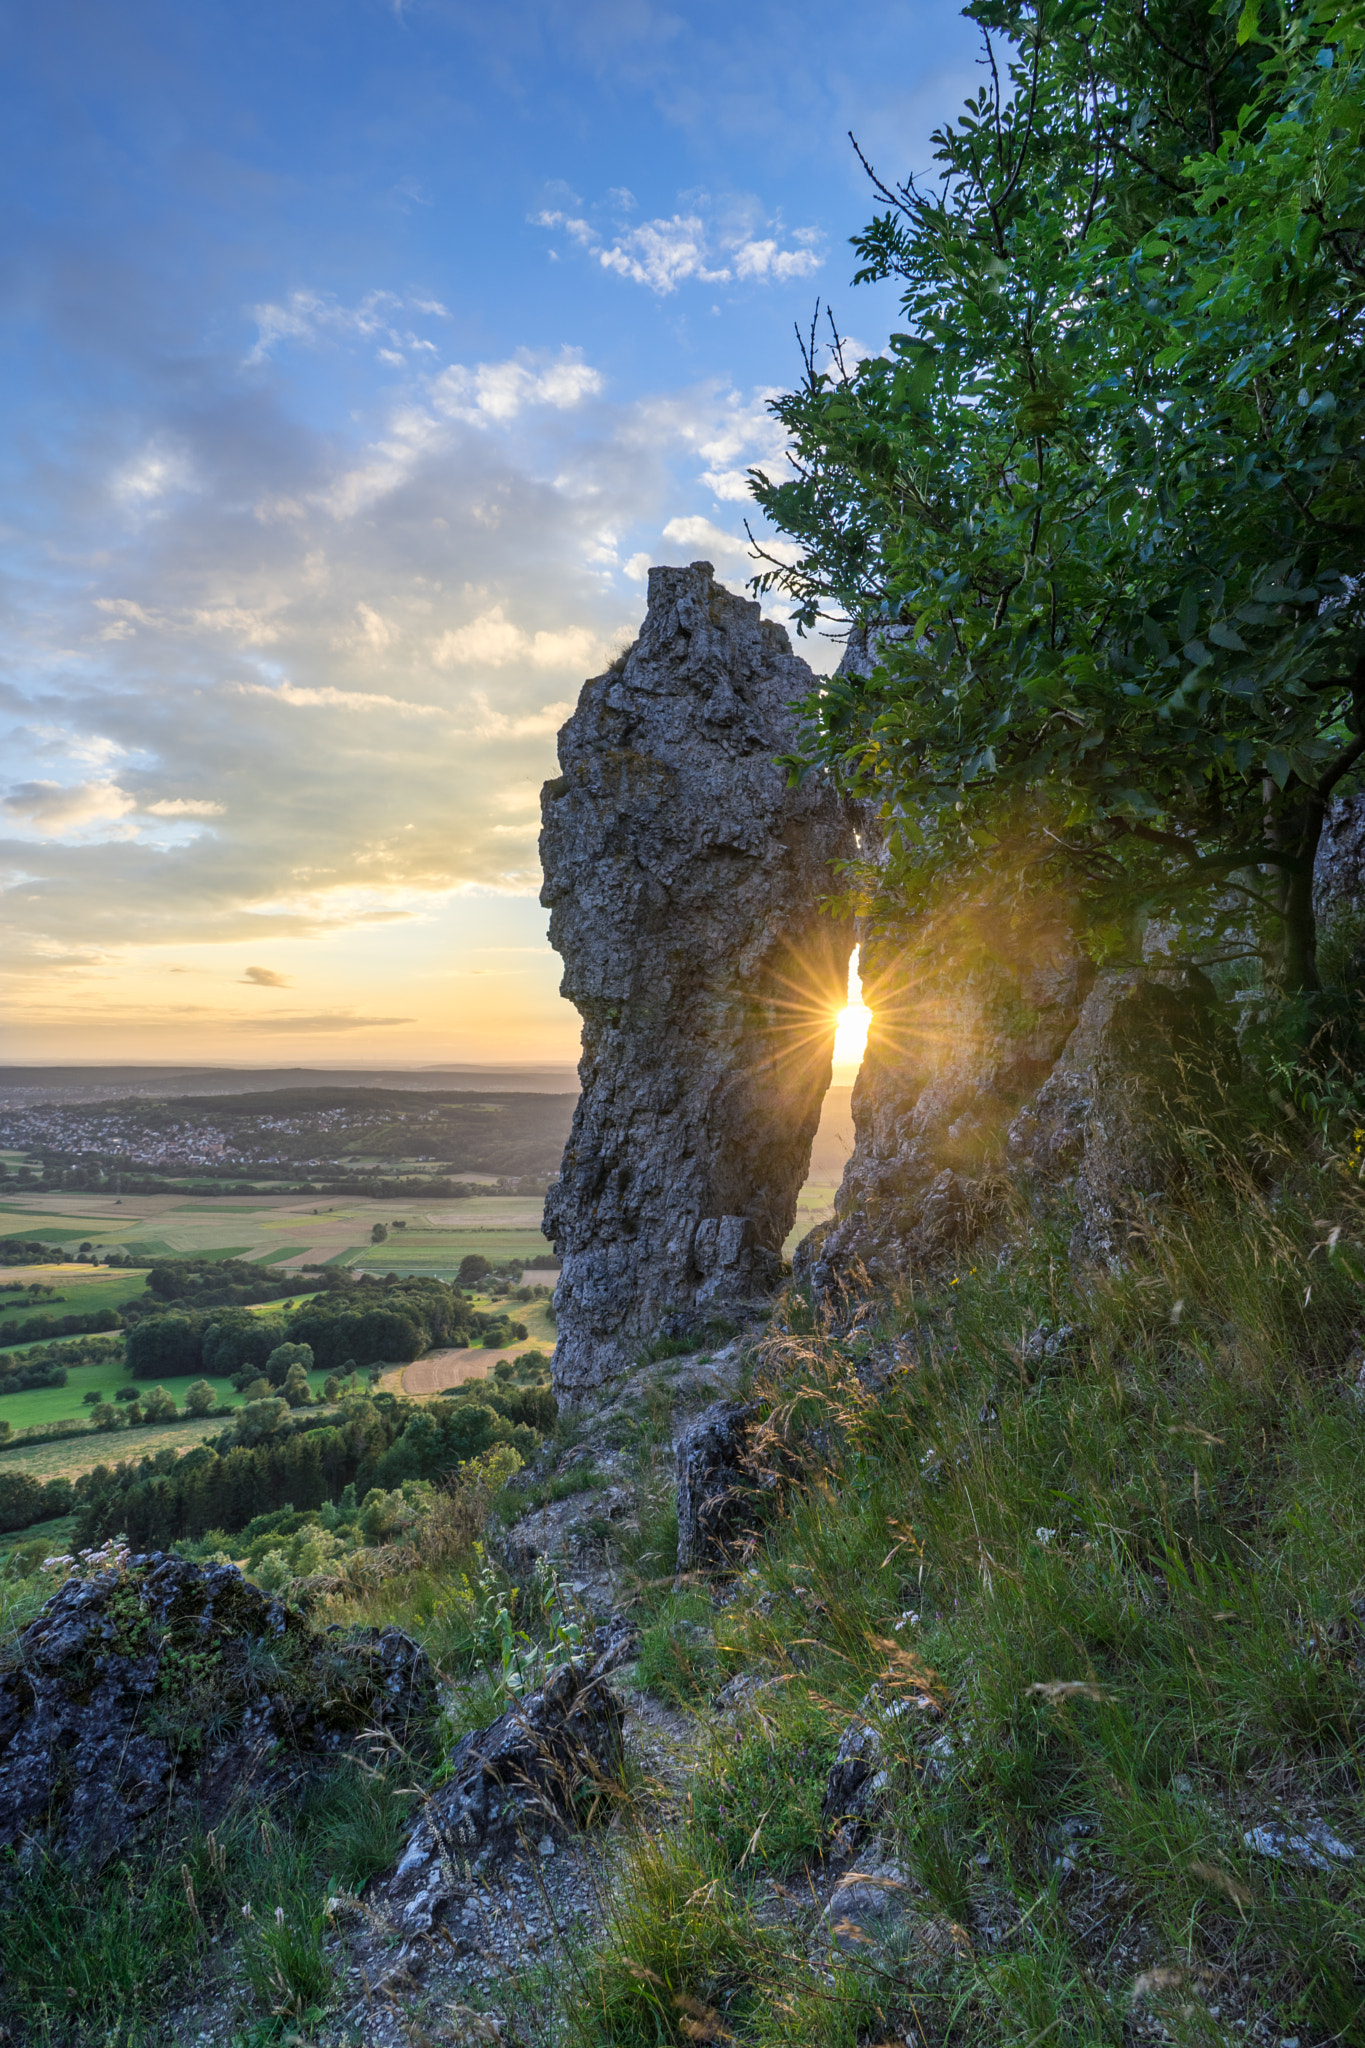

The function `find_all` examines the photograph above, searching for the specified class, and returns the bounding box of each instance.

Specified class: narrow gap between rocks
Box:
[785,945,869,1260]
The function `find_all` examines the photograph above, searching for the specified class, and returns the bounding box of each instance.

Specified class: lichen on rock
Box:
[0,1550,434,1869]
[541,561,857,1398]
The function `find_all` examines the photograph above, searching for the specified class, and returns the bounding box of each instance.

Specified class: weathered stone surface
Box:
[796,907,1090,1296]
[541,561,857,1397]
[799,953,1245,1293]
[674,1399,764,1573]
[1008,968,1241,1262]
[374,1634,631,1934]
[0,1551,434,1867]
[823,1690,938,1834]
[1314,791,1365,924]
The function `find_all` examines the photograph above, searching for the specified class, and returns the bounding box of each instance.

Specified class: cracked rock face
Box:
[540,561,857,1398]
[1008,967,1241,1264]
[796,906,1090,1294]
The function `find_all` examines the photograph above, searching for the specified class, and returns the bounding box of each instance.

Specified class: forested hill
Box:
[0,1065,578,1107]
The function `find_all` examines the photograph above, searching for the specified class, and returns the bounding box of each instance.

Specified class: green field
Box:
[0,1349,340,1435]
[0,1265,152,1333]
[0,1178,828,1290]
[783,1181,836,1255]
[0,1188,558,1271]
[351,1228,554,1276]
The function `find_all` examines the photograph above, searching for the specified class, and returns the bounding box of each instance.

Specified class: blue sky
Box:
[1,0,980,1065]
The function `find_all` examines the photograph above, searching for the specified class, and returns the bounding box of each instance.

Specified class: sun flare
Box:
[832,945,872,1072]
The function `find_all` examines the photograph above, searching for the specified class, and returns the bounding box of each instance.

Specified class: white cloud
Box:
[661,514,755,574]
[599,215,725,292]
[3,347,824,998]
[28,727,127,769]
[533,198,824,297]
[246,288,450,366]
[191,604,282,645]
[3,779,137,833]
[241,964,291,986]
[431,348,603,426]
[732,238,822,283]
[236,1010,412,1031]
[94,596,283,647]
[227,681,446,717]
[463,693,577,740]
[431,606,602,674]
[112,442,196,508]
[354,602,397,651]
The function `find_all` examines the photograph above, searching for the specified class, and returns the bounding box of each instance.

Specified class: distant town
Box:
[0,1085,576,1192]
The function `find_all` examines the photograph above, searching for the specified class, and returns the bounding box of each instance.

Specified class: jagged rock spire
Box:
[540,561,857,1398]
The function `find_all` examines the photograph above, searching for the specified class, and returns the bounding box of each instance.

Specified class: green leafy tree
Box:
[232,1397,290,1448]
[183,1379,217,1416]
[458,1253,491,1286]
[281,1360,312,1408]
[371,1223,388,1245]
[127,1314,203,1380]
[265,1340,314,1387]
[140,1386,178,1424]
[753,0,1365,996]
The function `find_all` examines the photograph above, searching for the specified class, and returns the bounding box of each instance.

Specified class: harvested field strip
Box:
[401,1349,496,1395]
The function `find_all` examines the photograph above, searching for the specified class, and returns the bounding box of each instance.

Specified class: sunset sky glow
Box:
[1,0,976,1066]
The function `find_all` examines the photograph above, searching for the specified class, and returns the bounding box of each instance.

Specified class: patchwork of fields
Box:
[0,1188,555,1275]
[1,1178,837,1271]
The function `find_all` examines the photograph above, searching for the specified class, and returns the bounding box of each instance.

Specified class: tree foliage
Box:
[753,0,1365,991]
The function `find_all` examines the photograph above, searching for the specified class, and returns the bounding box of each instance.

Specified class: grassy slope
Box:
[10,1143,1361,2045]
[581,1166,1365,2048]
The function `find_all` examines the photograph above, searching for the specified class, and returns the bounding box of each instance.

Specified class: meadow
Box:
[0,1188,556,1275]
[0,1262,156,1325]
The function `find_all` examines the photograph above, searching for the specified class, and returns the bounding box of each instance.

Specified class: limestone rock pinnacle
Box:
[540,561,857,1398]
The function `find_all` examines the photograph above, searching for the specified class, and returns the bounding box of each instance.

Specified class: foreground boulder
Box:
[540,560,857,1398]
[0,1550,434,1867]
[375,1632,630,1934]
[675,1400,766,1573]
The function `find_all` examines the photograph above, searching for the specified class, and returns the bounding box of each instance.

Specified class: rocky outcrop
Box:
[674,1399,764,1573]
[374,1634,631,1933]
[796,907,1091,1294]
[541,561,857,1398]
[800,943,1243,1292]
[0,1550,434,1867]
[1008,968,1241,1262]
[1314,791,1365,922]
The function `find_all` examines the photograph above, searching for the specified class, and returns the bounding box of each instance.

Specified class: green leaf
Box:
[1236,0,1259,44]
